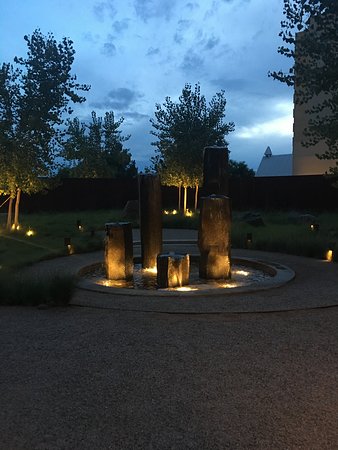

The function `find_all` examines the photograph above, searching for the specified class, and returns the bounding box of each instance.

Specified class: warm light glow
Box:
[185,209,193,217]
[11,224,20,231]
[234,269,250,276]
[219,283,239,288]
[163,210,170,215]
[78,225,83,231]
[143,266,157,274]
[98,279,126,287]
[25,229,35,237]
[174,286,198,292]
[171,209,178,215]
[67,244,74,255]
[326,250,333,262]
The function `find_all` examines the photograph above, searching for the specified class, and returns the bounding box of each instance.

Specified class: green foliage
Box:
[0,271,76,306]
[0,29,90,227]
[270,0,338,171]
[149,83,234,188]
[61,111,137,178]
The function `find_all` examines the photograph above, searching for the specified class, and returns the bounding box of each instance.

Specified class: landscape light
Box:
[246,233,253,248]
[310,223,319,232]
[163,210,170,215]
[326,249,334,262]
[185,209,193,217]
[25,229,35,237]
[171,209,178,215]
[76,219,83,231]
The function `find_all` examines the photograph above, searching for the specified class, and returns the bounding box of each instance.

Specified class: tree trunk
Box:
[194,184,199,211]
[13,188,21,230]
[183,186,187,215]
[6,196,14,231]
[178,184,181,212]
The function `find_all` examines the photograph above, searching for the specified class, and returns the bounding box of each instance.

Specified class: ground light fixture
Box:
[326,249,334,262]
[246,233,253,248]
[310,223,319,232]
[25,229,35,237]
[64,237,74,255]
[76,219,83,231]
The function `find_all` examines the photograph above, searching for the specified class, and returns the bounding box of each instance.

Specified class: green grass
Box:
[231,211,338,261]
[0,270,77,306]
[1,209,338,273]
[0,209,124,269]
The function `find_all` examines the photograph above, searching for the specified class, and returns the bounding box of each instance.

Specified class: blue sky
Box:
[1,0,293,171]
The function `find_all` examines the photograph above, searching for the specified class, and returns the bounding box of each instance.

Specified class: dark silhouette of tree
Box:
[149,83,234,213]
[61,111,137,178]
[0,29,90,229]
[229,160,255,178]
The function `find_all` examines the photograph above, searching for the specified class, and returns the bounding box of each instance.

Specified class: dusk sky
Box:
[1,0,294,171]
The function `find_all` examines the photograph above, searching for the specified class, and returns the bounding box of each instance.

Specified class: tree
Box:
[149,83,234,213]
[229,160,255,178]
[61,111,137,178]
[0,29,90,229]
[270,0,338,174]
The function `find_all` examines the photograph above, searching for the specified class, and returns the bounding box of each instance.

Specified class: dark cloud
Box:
[146,47,160,56]
[133,0,177,21]
[204,36,220,50]
[112,19,129,34]
[102,35,116,56]
[91,88,144,111]
[180,51,204,73]
[185,2,199,10]
[174,20,192,45]
[93,1,116,21]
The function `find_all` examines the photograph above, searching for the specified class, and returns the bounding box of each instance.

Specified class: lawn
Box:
[0,208,337,271]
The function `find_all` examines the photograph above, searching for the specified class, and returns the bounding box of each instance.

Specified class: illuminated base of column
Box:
[105,222,133,281]
[157,253,190,288]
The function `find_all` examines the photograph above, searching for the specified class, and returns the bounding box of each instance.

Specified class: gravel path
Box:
[2,229,338,449]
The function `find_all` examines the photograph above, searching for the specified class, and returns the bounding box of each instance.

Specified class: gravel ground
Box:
[1,305,338,449]
[2,229,338,449]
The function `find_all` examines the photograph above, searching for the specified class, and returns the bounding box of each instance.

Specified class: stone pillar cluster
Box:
[104,145,232,287]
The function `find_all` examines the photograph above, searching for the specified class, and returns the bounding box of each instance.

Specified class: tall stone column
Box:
[202,146,229,196]
[138,174,162,269]
[105,222,133,280]
[198,195,231,280]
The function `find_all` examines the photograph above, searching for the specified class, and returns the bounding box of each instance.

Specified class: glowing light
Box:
[234,269,250,276]
[143,266,157,274]
[67,244,74,255]
[174,286,198,292]
[219,283,239,288]
[171,209,178,215]
[185,209,193,217]
[98,279,126,287]
[11,224,20,231]
[326,250,333,262]
[25,229,35,237]
[163,210,170,215]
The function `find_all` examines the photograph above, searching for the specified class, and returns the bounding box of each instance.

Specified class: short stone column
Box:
[157,253,190,288]
[105,222,133,280]
[198,195,231,279]
[202,146,229,196]
[138,174,162,269]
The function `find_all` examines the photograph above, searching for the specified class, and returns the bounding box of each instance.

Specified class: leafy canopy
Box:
[270,0,338,173]
[61,111,137,178]
[149,83,234,187]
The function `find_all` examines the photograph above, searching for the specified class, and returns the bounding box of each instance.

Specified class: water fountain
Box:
[79,147,294,297]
